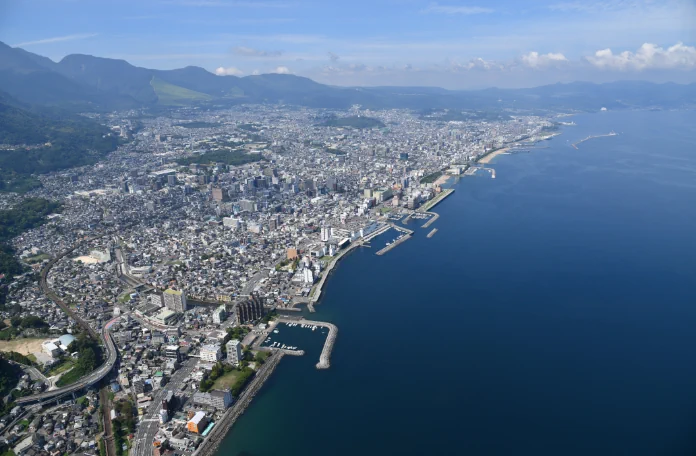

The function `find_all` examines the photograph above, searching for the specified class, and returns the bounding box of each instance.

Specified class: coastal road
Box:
[130,358,198,456]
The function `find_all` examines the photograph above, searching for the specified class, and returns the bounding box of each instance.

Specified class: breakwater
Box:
[421,212,439,228]
[375,224,414,256]
[419,188,455,212]
[427,228,438,238]
[572,131,617,149]
[193,352,285,456]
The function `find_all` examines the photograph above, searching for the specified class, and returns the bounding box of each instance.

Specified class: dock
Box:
[427,228,438,238]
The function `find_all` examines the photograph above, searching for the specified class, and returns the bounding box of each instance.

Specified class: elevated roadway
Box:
[16,234,120,405]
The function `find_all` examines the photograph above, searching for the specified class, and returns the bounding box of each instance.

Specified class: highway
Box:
[16,234,120,405]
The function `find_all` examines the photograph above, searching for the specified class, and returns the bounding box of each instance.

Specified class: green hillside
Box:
[150,77,212,106]
[0,92,118,192]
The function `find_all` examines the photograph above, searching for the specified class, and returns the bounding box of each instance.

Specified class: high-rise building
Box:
[236,296,265,323]
[226,339,242,365]
[163,289,187,313]
[320,225,331,242]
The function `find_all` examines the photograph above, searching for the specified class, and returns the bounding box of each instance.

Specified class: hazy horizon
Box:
[1,0,695,89]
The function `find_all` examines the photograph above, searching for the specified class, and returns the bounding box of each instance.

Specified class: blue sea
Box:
[217,110,696,456]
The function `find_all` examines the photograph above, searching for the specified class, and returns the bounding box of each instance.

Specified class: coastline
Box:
[205,125,564,455]
[477,147,509,164]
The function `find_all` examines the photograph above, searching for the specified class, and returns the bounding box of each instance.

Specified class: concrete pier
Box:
[427,228,438,238]
[421,212,439,228]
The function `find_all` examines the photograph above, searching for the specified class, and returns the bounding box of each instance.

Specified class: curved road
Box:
[16,234,119,405]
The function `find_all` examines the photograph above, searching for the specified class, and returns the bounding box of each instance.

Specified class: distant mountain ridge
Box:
[0,40,695,112]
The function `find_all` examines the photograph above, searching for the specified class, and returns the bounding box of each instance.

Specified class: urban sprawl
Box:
[0,105,558,456]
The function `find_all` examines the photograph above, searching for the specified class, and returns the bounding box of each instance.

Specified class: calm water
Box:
[218,110,696,456]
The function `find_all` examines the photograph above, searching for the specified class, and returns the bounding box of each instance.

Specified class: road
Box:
[130,358,198,456]
[16,232,120,404]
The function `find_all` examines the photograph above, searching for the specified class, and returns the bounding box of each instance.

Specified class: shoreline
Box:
[477,147,509,164]
[193,352,285,456]
[204,120,575,455]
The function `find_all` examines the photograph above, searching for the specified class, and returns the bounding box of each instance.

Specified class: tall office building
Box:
[226,339,242,365]
[163,289,187,313]
[321,225,331,242]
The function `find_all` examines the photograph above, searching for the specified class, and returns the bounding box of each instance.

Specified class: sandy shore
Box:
[433,174,451,186]
[0,338,50,355]
[477,148,509,164]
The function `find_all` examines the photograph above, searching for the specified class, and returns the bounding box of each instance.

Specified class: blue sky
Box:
[1,0,695,88]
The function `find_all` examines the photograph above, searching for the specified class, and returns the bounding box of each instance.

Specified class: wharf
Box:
[427,228,438,238]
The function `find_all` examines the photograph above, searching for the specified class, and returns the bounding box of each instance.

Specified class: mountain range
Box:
[2,40,695,112]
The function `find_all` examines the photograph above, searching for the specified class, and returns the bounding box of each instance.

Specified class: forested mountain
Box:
[1,41,694,112]
[0,91,119,192]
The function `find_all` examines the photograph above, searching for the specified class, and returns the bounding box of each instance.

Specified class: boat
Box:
[273,329,279,334]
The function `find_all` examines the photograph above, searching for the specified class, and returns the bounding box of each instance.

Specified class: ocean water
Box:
[217,110,696,456]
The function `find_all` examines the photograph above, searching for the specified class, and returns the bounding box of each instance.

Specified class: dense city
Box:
[0,105,556,456]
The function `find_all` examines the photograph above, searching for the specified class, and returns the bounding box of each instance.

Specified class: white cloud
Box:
[233,46,283,57]
[273,66,291,74]
[521,51,568,68]
[13,33,97,47]
[215,66,244,76]
[422,3,494,14]
[586,42,696,70]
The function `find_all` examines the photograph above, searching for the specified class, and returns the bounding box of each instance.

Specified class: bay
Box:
[217,109,696,456]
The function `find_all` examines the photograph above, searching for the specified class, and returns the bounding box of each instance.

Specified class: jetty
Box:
[421,212,439,228]
[427,228,438,238]
[572,131,617,149]
[375,224,414,256]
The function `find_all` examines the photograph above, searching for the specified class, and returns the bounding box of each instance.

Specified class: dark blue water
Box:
[218,110,696,456]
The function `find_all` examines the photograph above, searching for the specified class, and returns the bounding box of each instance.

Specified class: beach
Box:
[433,174,451,186]
[477,147,509,164]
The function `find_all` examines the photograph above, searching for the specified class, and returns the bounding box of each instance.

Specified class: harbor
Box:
[375,224,414,256]
[253,318,338,370]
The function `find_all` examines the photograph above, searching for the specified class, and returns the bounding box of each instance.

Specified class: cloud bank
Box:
[587,42,696,70]
[215,66,244,75]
